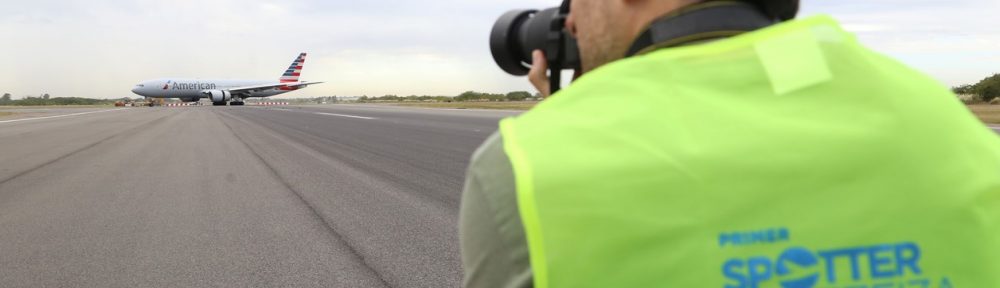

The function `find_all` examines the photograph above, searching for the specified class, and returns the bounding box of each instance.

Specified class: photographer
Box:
[461,0,1000,287]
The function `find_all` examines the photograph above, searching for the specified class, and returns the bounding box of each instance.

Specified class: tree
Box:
[974,74,1000,102]
[42,93,50,100]
[953,84,975,95]
[0,93,10,104]
[456,91,507,102]
[456,91,482,102]
[506,91,532,102]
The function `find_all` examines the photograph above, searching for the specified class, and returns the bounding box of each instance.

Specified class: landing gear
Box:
[212,102,226,106]
[229,97,246,106]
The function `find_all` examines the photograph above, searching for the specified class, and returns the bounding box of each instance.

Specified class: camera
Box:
[490,0,799,93]
[490,0,579,93]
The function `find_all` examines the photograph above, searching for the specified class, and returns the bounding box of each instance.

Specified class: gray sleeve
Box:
[460,132,533,288]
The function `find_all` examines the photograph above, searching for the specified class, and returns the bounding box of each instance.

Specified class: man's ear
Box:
[565,12,578,38]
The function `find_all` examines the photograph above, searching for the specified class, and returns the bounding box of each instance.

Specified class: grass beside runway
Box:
[0,112,13,118]
[967,105,1000,124]
[376,101,537,111]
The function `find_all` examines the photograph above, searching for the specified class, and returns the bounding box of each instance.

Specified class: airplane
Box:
[130,53,323,106]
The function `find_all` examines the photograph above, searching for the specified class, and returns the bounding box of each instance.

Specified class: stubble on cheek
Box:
[575,3,627,73]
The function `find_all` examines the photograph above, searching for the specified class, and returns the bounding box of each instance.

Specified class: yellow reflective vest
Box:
[500,16,1000,288]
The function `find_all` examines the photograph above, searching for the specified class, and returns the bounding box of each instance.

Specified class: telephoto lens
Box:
[489,6,580,77]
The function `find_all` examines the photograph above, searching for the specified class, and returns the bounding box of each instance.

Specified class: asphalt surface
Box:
[0,105,519,287]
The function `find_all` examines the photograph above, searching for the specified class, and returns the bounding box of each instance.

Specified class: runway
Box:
[3,105,997,287]
[0,105,519,287]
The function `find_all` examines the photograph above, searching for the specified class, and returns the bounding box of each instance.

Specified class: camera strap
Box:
[626,1,776,57]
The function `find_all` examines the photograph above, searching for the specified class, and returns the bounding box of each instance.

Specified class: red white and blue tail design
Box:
[280,53,307,83]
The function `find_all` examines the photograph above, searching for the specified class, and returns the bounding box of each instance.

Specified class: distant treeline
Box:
[357,91,540,103]
[0,93,115,106]
[954,73,1000,103]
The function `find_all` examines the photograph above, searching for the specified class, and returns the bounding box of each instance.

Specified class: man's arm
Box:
[460,132,533,288]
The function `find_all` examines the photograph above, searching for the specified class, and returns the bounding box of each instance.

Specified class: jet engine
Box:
[202,90,231,103]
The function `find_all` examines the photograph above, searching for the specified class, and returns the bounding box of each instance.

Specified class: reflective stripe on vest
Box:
[500,15,1000,288]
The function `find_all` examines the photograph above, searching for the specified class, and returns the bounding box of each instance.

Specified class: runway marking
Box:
[314,112,376,120]
[0,109,125,124]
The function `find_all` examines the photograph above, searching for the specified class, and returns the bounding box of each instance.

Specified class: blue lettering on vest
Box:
[775,247,819,288]
[720,228,790,247]
[721,242,944,288]
[723,259,747,288]
[747,257,772,287]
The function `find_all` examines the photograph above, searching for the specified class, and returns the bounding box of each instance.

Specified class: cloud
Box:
[802,0,1000,86]
[839,24,892,33]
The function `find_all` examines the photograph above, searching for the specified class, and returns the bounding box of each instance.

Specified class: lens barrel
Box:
[490,9,536,76]
[490,7,579,76]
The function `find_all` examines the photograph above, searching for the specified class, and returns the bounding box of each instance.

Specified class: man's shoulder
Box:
[461,131,533,288]
[466,131,518,207]
[469,132,506,169]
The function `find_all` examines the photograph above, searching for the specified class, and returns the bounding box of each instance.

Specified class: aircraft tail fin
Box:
[280,53,307,83]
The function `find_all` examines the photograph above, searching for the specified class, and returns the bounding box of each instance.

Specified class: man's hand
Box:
[529,50,583,99]
[528,50,551,98]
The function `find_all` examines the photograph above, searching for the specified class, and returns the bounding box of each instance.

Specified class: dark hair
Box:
[742,0,800,21]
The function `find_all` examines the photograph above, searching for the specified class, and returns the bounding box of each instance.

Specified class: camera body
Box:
[490,2,579,93]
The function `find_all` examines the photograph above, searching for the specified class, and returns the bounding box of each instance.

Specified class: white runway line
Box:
[0,109,125,124]
[314,112,376,120]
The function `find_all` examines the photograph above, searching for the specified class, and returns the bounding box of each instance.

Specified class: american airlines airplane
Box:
[131,53,323,106]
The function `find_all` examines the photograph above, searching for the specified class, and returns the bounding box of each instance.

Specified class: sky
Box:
[0,0,997,99]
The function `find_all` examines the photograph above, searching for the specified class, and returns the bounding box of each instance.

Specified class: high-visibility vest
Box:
[499,15,1000,288]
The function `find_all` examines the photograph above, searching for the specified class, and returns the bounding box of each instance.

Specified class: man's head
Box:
[567,0,700,73]
[565,0,799,73]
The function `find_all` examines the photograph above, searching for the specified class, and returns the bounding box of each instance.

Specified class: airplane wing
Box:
[226,81,325,93]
